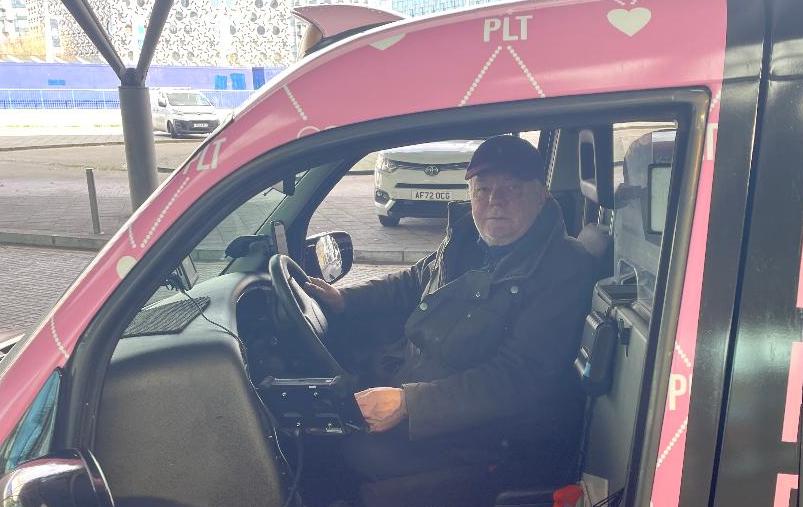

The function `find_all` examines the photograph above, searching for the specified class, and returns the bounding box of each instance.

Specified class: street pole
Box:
[61,0,173,211]
[85,168,102,234]
[119,80,158,209]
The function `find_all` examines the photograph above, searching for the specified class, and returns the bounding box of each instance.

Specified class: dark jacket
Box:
[340,198,594,443]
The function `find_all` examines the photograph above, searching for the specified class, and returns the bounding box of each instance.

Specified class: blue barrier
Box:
[0,89,255,110]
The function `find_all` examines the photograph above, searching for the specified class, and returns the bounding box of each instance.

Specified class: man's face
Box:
[469,171,546,246]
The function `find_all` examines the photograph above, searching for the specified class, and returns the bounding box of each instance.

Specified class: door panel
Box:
[712,78,803,507]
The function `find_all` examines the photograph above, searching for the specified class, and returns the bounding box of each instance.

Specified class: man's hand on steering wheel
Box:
[305,277,346,314]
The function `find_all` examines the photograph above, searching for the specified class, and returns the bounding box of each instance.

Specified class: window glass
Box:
[167,92,212,107]
[143,184,288,305]
[612,122,677,312]
[310,139,479,252]
[0,371,60,473]
[309,133,539,259]
[192,185,286,280]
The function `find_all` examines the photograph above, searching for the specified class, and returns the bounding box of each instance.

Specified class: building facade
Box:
[0,0,29,43]
[2,0,499,66]
[1,0,401,67]
[390,0,496,17]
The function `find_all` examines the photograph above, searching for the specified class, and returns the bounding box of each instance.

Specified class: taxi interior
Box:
[73,97,691,507]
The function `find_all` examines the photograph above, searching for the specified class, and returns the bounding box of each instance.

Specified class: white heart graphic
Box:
[370,34,405,51]
[607,7,652,37]
[297,125,338,139]
[116,255,137,279]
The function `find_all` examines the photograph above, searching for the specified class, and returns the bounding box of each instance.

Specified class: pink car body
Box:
[1,0,801,505]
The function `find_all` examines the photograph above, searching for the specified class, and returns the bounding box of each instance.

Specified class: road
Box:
[0,136,201,170]
[0,137,442,339]
[0,244,405,339]
[0,141,444,255]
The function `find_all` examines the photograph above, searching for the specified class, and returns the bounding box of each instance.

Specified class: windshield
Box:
[141,185,287,306]
[167,92,211,107]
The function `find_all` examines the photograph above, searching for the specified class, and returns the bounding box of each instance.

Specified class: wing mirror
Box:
[304,231,354,284]
[157,98,167,107]
[0,449,114,507]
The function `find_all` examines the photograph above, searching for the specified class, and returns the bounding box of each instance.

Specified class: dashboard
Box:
[108,271,362,437]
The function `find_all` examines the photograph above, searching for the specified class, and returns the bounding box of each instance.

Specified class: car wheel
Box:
[378,215,400,227]
[168,121,179,139]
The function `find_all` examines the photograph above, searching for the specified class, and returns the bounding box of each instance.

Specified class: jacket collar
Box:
[444,197,567,284]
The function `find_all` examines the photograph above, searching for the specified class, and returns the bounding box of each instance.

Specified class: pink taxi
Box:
[1,0,801,506]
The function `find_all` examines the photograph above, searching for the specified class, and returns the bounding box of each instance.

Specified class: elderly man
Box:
[306,135,593,503]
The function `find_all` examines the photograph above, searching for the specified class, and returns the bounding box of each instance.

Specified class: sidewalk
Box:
[0,244,406,339]
[0,134,198,152]
[0,167,442,265]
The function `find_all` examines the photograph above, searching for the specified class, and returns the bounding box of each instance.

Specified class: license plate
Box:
[413,191,451,200]
[193,122,209,128]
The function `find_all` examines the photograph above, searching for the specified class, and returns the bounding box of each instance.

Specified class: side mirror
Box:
[157,98,167,107]
[0,449,114,507]
[304,231,353,284]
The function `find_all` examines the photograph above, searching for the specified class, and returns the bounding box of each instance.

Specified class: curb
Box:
[156,167,373,175]
[0,137,199,153]
[0,229,108,251]
[0,229,428,265]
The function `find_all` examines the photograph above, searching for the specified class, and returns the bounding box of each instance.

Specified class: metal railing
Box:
[0,88,256,109]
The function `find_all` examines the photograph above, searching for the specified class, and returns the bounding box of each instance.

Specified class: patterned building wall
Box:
[7,0,472,66]
[226,0,295,66]
[50,0,384,67]
[391,0,496,17]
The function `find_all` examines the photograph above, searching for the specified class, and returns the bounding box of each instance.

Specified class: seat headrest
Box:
[578,126,614,209]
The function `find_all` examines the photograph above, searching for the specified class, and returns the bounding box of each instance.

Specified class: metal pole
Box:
[85,168,102,234]
[61,0,172,210]
[135,0,174,84]
[119,83,159,209]
[60,0,126,79]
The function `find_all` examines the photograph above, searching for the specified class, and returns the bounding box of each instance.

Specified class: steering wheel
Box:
[268,254,345,376]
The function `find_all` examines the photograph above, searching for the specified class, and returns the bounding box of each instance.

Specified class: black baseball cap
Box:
[465,135,545,182]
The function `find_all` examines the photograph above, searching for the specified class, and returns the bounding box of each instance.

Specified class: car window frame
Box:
[54,89,710,505]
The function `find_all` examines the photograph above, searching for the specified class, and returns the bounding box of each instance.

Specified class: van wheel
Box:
[167,122,179,139]
[378,215,400,227]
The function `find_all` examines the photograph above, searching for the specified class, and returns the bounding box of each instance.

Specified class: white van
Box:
[151,88,220,138]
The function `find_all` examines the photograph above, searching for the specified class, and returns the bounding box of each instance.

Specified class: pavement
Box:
[0,134,441,261]
[0,133,199,152]
[0,131,440,343]
[0,244,405,339]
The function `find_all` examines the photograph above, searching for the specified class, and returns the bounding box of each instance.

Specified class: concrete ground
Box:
[0,244,405,339]
[0,140,444,260]
[0,138,440,339]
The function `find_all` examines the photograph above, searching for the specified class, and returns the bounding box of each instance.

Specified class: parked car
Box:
[1,1,801,507]
[151,88,220,137]
[373,140,479,226]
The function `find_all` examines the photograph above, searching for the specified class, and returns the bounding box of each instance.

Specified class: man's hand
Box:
[355,387,407,433]
[304,277,346,314]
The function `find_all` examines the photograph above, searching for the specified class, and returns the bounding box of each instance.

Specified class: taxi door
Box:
[706,0,803,504]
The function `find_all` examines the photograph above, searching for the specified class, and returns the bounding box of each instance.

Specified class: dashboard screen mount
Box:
[272,221,289,255]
